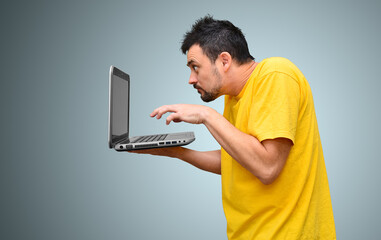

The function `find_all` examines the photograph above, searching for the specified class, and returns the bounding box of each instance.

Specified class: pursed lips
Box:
[193,84,202,93]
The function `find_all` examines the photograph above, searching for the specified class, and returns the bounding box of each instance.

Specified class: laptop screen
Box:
[110,66,130,146]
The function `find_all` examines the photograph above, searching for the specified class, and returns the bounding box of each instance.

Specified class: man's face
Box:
[186,45,223,102]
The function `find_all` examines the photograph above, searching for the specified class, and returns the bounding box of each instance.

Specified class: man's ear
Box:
[219,52,232,72]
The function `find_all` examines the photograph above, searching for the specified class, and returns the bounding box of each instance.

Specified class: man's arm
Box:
[131,147,221,175]
[151,104,292,185]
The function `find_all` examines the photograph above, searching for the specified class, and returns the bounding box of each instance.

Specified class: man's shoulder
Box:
[256,57,301,80]
[262,56,292,64]
[259,57,295,71]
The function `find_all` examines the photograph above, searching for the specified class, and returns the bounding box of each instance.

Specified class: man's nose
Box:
[188,73,197,85]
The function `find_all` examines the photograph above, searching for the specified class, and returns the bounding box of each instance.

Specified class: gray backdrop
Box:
[1,0,380,239]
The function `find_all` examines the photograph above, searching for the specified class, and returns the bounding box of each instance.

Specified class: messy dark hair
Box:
[181,15,254,65]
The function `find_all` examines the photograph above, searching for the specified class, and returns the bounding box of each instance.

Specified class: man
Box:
[133,16,336,239]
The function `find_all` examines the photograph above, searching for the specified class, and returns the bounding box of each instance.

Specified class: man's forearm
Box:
[169,147,221,175]
[132,146,221,175]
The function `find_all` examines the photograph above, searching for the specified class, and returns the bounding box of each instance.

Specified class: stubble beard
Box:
[198,67,222,103]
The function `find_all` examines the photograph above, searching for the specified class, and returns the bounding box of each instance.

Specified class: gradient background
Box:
[1,0,380,239]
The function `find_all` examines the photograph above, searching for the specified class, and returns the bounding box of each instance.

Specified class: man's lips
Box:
[193,84,202,92]
[194,86,203,94]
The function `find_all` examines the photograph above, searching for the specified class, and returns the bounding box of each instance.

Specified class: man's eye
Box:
[193,66,199,71]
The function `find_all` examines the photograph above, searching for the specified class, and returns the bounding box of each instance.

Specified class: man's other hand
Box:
[150,104,212,125]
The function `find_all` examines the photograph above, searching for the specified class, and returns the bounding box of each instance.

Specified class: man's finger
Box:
[152,105,177,120]
[150,107,164,119]
[166,112,180,125]
[150,106,162,118]
[150,110,157,118]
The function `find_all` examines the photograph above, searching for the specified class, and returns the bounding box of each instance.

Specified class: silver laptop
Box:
[108,66,195,151]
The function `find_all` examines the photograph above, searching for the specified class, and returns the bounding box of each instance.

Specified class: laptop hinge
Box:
[112,134,130,147]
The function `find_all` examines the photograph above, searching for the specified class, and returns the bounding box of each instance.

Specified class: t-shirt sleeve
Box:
[248,72,300,144]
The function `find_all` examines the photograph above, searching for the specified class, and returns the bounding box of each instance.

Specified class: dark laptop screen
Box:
[111,67,129,145]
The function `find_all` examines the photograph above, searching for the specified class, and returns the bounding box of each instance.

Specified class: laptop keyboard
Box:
[132,134,168,143]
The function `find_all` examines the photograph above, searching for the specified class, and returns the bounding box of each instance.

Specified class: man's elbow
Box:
[256,137,292,185]
[259,176,277,185]
[257,166,281,185]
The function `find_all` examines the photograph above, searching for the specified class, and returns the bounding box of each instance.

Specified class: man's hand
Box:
[128,146,180,157]
[150,104,212,125]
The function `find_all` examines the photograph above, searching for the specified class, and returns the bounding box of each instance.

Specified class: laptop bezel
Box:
[108,65,130,148]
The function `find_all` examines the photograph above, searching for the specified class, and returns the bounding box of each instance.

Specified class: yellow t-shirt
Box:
[221,57,336,239]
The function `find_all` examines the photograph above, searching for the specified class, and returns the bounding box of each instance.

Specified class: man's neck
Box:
[224,60,259,96]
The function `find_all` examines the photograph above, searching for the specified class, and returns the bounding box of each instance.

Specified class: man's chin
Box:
[201,93,217,102]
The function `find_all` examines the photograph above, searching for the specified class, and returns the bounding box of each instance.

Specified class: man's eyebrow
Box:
[187,60,195,67]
